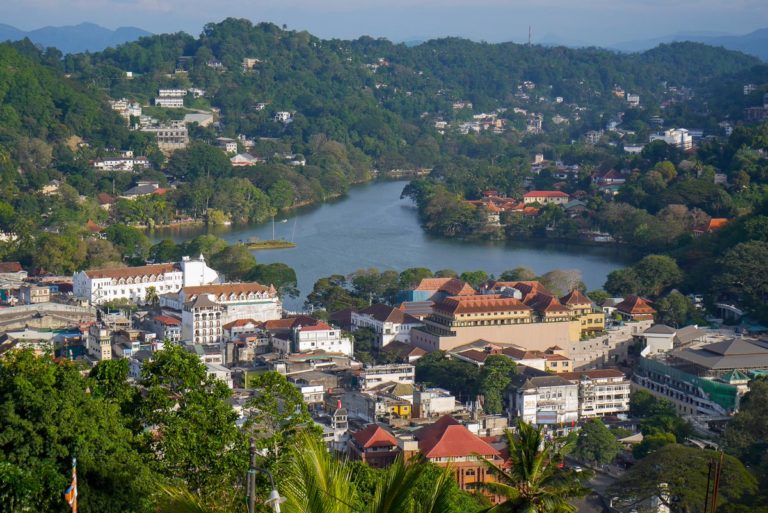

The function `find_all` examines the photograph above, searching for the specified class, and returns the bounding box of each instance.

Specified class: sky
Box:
[2,0,767,46]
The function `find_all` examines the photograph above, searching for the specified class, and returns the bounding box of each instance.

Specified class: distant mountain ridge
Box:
[610,28,768,61]
[0,22,152,54]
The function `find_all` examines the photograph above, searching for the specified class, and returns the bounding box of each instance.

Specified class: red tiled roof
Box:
[559,369,625,381]
[0,262,23,273]
[264,315,318,331]
[351,424,398,449]
[153,315,181,326]
[415,416,500,459]
[560,289,593,307]
[616,295,656,315]
[524,293,570,313]
[439,278,476,296]
[85,263,177,279]
[223,318,261,330]
[360,304,422,324]
[414,278,453,291]
[298,322,333,331]
[524,190,570,198]
[708,218,729,231]
[97,193,115,205]
[436,294,531,315]
[458,349,491,363]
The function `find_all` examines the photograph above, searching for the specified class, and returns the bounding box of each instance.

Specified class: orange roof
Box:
[183,282,275,297]
[439,278,476,296]
[524,190,570,198]
[616,295,656,315]
[708,218,729,231]
[298,322,333,331]
[415,416,500,459]
[351,424,398,449]
[222,318,261,330]
[85,263,177,279]
[436,294,531,315]
[560,289,593,307]
[264,315,318,331]
[490,281,553,301]
[524,293,570,313]
[414,278,453,291]
[502,346,547,360]
[0,262,23,273]
[152,315,181,326]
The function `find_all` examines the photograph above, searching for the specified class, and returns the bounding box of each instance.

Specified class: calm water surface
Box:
[152,180,634,310]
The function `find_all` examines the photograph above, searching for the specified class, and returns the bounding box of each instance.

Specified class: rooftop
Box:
[415,415,500,459]
[84,263,178,279]
[436,294,531,315]
[351,424,398,449]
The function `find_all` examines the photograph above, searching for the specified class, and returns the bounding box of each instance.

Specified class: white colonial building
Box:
[350,304,422,348]
[73,255,218,305]
[271,321,353,356]
[509,366,579,427]
[179,282,282,345]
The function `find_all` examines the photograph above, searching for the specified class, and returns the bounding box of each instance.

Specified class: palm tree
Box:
[480,420,588,513]
[281,433,455,513]
[145,285,160,311]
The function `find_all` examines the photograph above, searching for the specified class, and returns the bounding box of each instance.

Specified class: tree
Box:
[32,232,87,274]
[655,291,694,327]
[481,420,588,513]
[715,241,768,318]
[246,263,299,297]
[478,355,517,414]
[245,371,318,474]
[85,238,123,268]
[539,269,583,297]
[139,345,246,507]
[415,351,481,401]
[399,267,433,290]
[0,350,155,513]
[633,255,683,297]
[500,267,536,281]
[723,378,768,474]
[150,239,182,262]
[460,270,488,288]
[612,445,756,513]
[166,142,232,181]
[573,419,622,465]
[208,243,256,280]
[105,224,151,262]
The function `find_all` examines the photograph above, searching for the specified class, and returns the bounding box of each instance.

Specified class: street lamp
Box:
[247,438,285,513]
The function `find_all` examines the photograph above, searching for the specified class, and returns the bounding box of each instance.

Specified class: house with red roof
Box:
[351,304,423,348]
[414,415,505,501]
[348,424,400,468]
[615,295,656,321]
[523,190,570,205]
[271,320,353,356]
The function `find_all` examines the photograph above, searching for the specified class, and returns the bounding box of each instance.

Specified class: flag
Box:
[63,457,77,513]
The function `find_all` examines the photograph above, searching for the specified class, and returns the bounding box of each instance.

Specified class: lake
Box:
[151,180,635,310]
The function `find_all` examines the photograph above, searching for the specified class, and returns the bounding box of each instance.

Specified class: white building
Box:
[413,388,456,418]
[86,324,113,361]
[179,283,282,345]
[93,156,150,172]
[154,97,185,108]
[351,304,422,348]
[650,128,693,150]
[626,93,640,107]
[140,122,189,152]
[357,364,415,391]
[158,88,188,97]
[509,367,579,426]
[205,362,233,388]
[272,322,353,356]
[73,255,218,305]
[274,111,292,123]
[216,137,238,154]
[560,369,631,418]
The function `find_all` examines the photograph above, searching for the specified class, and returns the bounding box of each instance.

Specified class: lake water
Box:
[152,180,634,310]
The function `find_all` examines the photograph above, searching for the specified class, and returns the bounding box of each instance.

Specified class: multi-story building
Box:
[615,295,656,321]
[140,122,189,152]
[73,255,218,305]
[348,424,400,468]
[179,282,282,345]
[412,387,457,418]
[271,321,353,356]
[146,315,182,342]
[560,290,605,335]
[414,416,505,501]
[650,128,693,150]
[19,285,50,305]
[523,191,570,205]
[508,366,579,426]
[560,369,631,418]
[356,363,415,391]
[410,294,580,352]
[351,304,423,348]
[633,338,768,416]
[157,88,188,97]
[86,324,113,361]
[154,96,184,108]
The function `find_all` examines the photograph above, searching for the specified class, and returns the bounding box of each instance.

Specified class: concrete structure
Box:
[509,366,579,426]
[639,324,709,357]
[86,324,113,361]
[351,304,422,348]
[356,363,415,391]
[348,424,400,468]
[140,122,189,152]
[410,294,580,352]
[412,387,457,418]
[523,191,570,205]
[650,128,693,150]
[154,96,184,108]
[19,285,50,305]
[179,282,281,345]
[73,255,218,305]
[205,362,233,388]
[615,295,656,321]
[272,322,353,356]
[560,369,631,418]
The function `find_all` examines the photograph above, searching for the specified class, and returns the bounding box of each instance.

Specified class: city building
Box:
[154,96,184,108]
[410,294,580,352]
[509,369,579,427]
[348,424,400,468]
[271,321,353,356]
[615,295,656,321]
[650,128,693,150]
[19,285,50,305]
[216,137,238,154]
[85,324,113,361]
[559,369,631,418]
[350,304,423,348]
[412,387,457,418]
[414,416,504,501]
[146,315,182,342]
[73,255,218,305]
[523,191,570,205]
[179,283,282,345]
[140,122,189,152]
[355,363,415,391]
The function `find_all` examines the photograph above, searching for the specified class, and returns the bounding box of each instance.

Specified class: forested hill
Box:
[60,19,767,160]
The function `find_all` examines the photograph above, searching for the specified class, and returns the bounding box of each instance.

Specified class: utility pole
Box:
[247,438,257,513]
[710,452,724,513]
[528,26,532,47]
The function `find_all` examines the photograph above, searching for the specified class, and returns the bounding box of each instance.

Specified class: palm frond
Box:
[156,485,222,513]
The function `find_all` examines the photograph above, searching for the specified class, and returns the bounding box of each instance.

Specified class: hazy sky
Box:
[2,0,767,45]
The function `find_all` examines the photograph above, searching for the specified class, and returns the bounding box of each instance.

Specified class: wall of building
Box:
[411,321,579,352]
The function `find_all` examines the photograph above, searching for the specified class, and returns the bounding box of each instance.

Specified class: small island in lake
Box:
[246,239,297,250]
